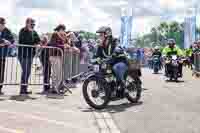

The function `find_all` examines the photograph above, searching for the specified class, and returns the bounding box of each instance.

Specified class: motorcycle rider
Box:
[162,38,184,77]
[94,26,128,98]
[152,46,162,57]
[152,46,162,69]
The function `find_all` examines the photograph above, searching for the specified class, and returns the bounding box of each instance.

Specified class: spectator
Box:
[80,39,90,64]
[0,17,14,95]
[66,31,80,53]
[48,24,70,94]
[66,32,80,87]
[136,48,142,64]
[74,32,82,49]
[39,35,51,94]
[18,18,40,95]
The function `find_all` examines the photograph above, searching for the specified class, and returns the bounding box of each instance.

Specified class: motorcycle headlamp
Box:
[101,63,107,69]
[93,65,100,72]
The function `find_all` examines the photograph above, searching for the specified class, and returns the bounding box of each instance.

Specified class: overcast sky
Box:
[0,0,199,36]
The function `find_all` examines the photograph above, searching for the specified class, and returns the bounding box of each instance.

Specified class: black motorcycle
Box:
[82,48,142,109]
[165,55,183,82]
[152,55,161,74]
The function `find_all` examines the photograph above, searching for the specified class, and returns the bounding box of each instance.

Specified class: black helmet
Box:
[167,38,176,44]
[96,26,112,37]
[0,17,6,24]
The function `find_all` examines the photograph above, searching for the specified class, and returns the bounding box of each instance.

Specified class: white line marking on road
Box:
[0,126,24,133]
[109,129,121,133]
[105,119,118,130]
[93,111,121,133]
[93,111,103,119]
[100,129,110,133]
[102,112,112,119]
[96,119,109,130]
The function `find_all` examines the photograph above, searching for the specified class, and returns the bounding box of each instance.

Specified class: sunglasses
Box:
[97,33,105,37]
[31,23,36,26]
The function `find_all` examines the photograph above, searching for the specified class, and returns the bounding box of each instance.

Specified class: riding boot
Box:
[116,81,125,98]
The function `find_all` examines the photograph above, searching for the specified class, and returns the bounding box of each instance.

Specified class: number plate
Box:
[94,65,99,72]
[172,55,177,60]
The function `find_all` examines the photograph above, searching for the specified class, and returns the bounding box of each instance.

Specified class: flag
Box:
[184,16,196,49]
[120,15,133,48]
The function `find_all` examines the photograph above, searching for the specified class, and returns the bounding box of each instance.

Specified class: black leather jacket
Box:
[95,37,127,65]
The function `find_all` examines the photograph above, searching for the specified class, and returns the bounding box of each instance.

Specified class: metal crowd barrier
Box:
[63,49,80,80]
[193,52,200,76]
[0,44,80,91]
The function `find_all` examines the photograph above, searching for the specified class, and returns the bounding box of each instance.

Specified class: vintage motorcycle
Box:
[82,47,142,109]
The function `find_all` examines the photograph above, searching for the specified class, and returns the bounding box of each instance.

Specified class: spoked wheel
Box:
[125,76,142,103]
[82,77,111,110]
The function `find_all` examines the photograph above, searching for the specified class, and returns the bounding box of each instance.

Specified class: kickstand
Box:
[65,88,72,94]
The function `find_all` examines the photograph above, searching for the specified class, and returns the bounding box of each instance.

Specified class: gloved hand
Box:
[91,58,101,64]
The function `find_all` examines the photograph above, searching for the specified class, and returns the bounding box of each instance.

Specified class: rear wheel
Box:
[82,76,111,109]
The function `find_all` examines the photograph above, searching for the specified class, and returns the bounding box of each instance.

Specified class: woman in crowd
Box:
[48,24,71,94]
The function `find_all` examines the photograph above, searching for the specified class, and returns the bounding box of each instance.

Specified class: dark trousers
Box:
[40,55,51,91]
[0,58,6,91]
[18,57,33,93]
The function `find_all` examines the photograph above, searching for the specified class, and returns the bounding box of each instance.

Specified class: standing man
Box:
[18,18,40,95]
[0,17,14,95]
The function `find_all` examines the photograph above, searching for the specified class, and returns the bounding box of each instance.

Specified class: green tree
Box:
[158,22,169,37]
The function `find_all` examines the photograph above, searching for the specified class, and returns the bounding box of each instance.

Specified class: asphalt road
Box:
[107,68,200,133]
[0,85,98,133]
[1,65,200,133]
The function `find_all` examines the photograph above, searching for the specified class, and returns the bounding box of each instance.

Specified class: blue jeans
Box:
[112,62,128,82]
[18,57,33,92]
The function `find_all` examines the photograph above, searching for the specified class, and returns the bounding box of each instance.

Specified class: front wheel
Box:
[173,67,179,82]
[153,66,159,74]
[125,76,142,103]
[82,76,111,110]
